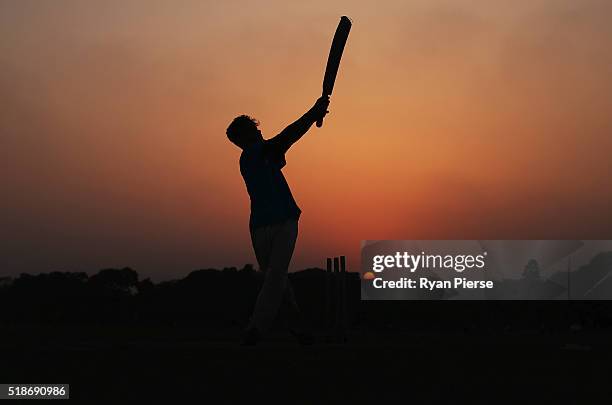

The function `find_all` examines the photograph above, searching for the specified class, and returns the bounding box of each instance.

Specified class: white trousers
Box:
[248,219,299,333]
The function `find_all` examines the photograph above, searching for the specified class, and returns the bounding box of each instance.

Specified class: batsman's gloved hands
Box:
[312,95,330,120]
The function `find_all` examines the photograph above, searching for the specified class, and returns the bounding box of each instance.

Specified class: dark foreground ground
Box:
[1,323,610,404]
[2,269,612,403]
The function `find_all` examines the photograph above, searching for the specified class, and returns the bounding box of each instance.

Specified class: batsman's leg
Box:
[249,219,298,333]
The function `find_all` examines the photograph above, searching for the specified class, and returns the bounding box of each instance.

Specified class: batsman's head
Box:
[226,115,262,149]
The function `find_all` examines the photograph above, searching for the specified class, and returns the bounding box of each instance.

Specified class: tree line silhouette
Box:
[1,262,612,332]
[0,266,360,328]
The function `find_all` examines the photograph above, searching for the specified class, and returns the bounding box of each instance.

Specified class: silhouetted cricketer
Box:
[227,96,330,345]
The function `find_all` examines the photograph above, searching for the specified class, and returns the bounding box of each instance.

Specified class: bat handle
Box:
[316,92,328,128]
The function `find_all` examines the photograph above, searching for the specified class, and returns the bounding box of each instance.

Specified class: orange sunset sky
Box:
[2,0,611,280]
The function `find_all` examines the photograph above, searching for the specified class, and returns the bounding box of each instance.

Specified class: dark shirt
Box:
[240,140,301,230]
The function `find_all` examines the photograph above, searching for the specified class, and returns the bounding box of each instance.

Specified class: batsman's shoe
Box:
[290,329,315,346]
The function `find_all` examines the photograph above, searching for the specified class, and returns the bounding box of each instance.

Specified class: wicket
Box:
[325,255,348,343]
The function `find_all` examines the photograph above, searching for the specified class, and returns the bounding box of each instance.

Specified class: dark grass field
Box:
[2,271,612,403]
[1,323,610,404]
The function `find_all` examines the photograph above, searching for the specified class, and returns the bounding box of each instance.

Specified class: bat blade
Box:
[317,16,352,128]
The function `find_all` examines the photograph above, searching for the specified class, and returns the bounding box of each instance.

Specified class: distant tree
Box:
[137,278,154,293]
[240,264,255,273]
[522,259,541,281]
[89,267,139,294]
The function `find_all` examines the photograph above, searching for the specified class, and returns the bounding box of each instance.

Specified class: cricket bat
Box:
[316,16,352,128]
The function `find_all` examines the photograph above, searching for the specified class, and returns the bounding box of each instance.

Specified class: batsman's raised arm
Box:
[268,96,330,154]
